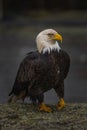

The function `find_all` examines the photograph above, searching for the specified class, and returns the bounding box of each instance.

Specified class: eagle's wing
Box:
[20,53,49,98]
[8,51,41,96]
[15,50,40,82]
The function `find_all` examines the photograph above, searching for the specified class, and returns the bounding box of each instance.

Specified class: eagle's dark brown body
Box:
[9,49,70,103]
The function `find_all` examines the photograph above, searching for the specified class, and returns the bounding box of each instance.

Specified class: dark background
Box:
[0,0,87,104]
[1,0,87,19]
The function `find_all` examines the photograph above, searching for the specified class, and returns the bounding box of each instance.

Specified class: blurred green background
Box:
[0,0,87,103]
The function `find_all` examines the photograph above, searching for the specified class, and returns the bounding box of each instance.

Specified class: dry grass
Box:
[0,103,87,130]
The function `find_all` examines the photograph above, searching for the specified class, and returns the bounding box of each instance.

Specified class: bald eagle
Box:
[8,29,70,112]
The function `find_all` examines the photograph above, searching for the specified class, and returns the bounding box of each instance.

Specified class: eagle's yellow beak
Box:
[53,33,62,43]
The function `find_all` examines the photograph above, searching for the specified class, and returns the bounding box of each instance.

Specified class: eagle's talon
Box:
[38,103,52,112]
[57,98,65,110]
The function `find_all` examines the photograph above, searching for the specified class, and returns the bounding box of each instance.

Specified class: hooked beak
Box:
[53,33,63,43]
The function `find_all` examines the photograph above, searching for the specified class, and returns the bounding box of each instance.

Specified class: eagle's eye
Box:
[47,33,54,37]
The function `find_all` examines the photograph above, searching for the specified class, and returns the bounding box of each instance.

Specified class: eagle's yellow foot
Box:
[38,103,52,112]
[57,98,65,110]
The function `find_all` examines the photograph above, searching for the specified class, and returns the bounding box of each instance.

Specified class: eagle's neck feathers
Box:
[36,38,61,54]
[42,41,61,54]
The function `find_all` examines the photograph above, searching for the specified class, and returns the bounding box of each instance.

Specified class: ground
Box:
[0,103,87,130]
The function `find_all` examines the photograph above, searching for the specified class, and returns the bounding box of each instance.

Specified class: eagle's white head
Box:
[36,29,63,53]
